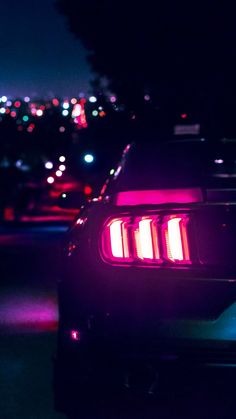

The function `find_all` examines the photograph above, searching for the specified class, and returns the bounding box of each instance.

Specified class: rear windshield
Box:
[106,138,236,193]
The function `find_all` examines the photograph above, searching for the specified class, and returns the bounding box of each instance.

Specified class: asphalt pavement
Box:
[0,223,67,419]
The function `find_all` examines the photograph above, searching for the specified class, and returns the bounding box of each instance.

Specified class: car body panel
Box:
[56,139,236,377]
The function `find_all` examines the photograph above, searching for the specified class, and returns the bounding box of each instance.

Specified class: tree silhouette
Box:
[56,0,236,139]
[56,0,236,135]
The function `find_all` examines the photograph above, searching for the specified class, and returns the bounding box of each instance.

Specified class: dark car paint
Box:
[58,200,236,350]
[54,139,236,413]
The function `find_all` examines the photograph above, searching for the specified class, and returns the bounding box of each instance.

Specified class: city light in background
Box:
[84,154,94,163]
[47,176,55,184]
[0,89,154,221]
[0,89,174,203]
[45,162,53,170]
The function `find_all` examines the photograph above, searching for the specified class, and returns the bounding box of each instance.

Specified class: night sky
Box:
[0,0,93,98]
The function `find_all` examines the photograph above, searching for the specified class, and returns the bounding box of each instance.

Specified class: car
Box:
[54,136,236,413]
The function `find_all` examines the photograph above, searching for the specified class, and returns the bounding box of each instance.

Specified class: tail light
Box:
[162,216,190,263]
[109,219,129,258]
[134,217,160,261]
[101,214,191,266]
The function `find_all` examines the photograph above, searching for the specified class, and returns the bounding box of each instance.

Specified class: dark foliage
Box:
[56,0,236,118]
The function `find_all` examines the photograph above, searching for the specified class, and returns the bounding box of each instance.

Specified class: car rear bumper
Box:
[54,336,236,413]
[58,271,236,348]
[58,314,236,366]
[59,244,236,367]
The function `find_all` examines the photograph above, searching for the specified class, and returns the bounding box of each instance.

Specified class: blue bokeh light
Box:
[84,154,94,163]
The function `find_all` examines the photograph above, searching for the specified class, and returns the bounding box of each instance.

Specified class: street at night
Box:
[2,1,236,418]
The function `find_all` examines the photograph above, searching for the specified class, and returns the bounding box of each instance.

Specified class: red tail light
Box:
[134,217,160,261]
[101,214,191,266]
[109,218,129,258]
[162,216,190,263]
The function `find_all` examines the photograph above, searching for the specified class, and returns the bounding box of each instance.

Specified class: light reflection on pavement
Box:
[0,226,66,418]
[0,291,58,333]
[0,287,65,418]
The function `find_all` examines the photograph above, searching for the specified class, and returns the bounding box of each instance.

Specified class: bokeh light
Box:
[14,101,21,108]
[52,98,59,106]
[89,96,97,103]
[62,102,70,109]
[45,161,53,169]
[84,154,94,163]
[47,176,54,184]
[36,109,43,117]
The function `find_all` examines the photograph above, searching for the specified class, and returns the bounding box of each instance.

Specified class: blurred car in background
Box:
[54,137,236,413]
[4,178,92,224]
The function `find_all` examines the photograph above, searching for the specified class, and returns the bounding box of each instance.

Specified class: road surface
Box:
[0,224,66,419]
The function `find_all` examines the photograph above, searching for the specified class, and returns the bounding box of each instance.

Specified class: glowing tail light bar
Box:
[110,220,124,257]
[167,218,184,261]
[109,219,129,258]
[138,219,154,259]
[163,217,190,262]
[134,218,160,260]
[115,188,202,206]
[101,214,191,266]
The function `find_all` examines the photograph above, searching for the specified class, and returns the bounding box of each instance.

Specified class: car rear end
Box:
[59,201,236,353]
[55,139,236,410]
